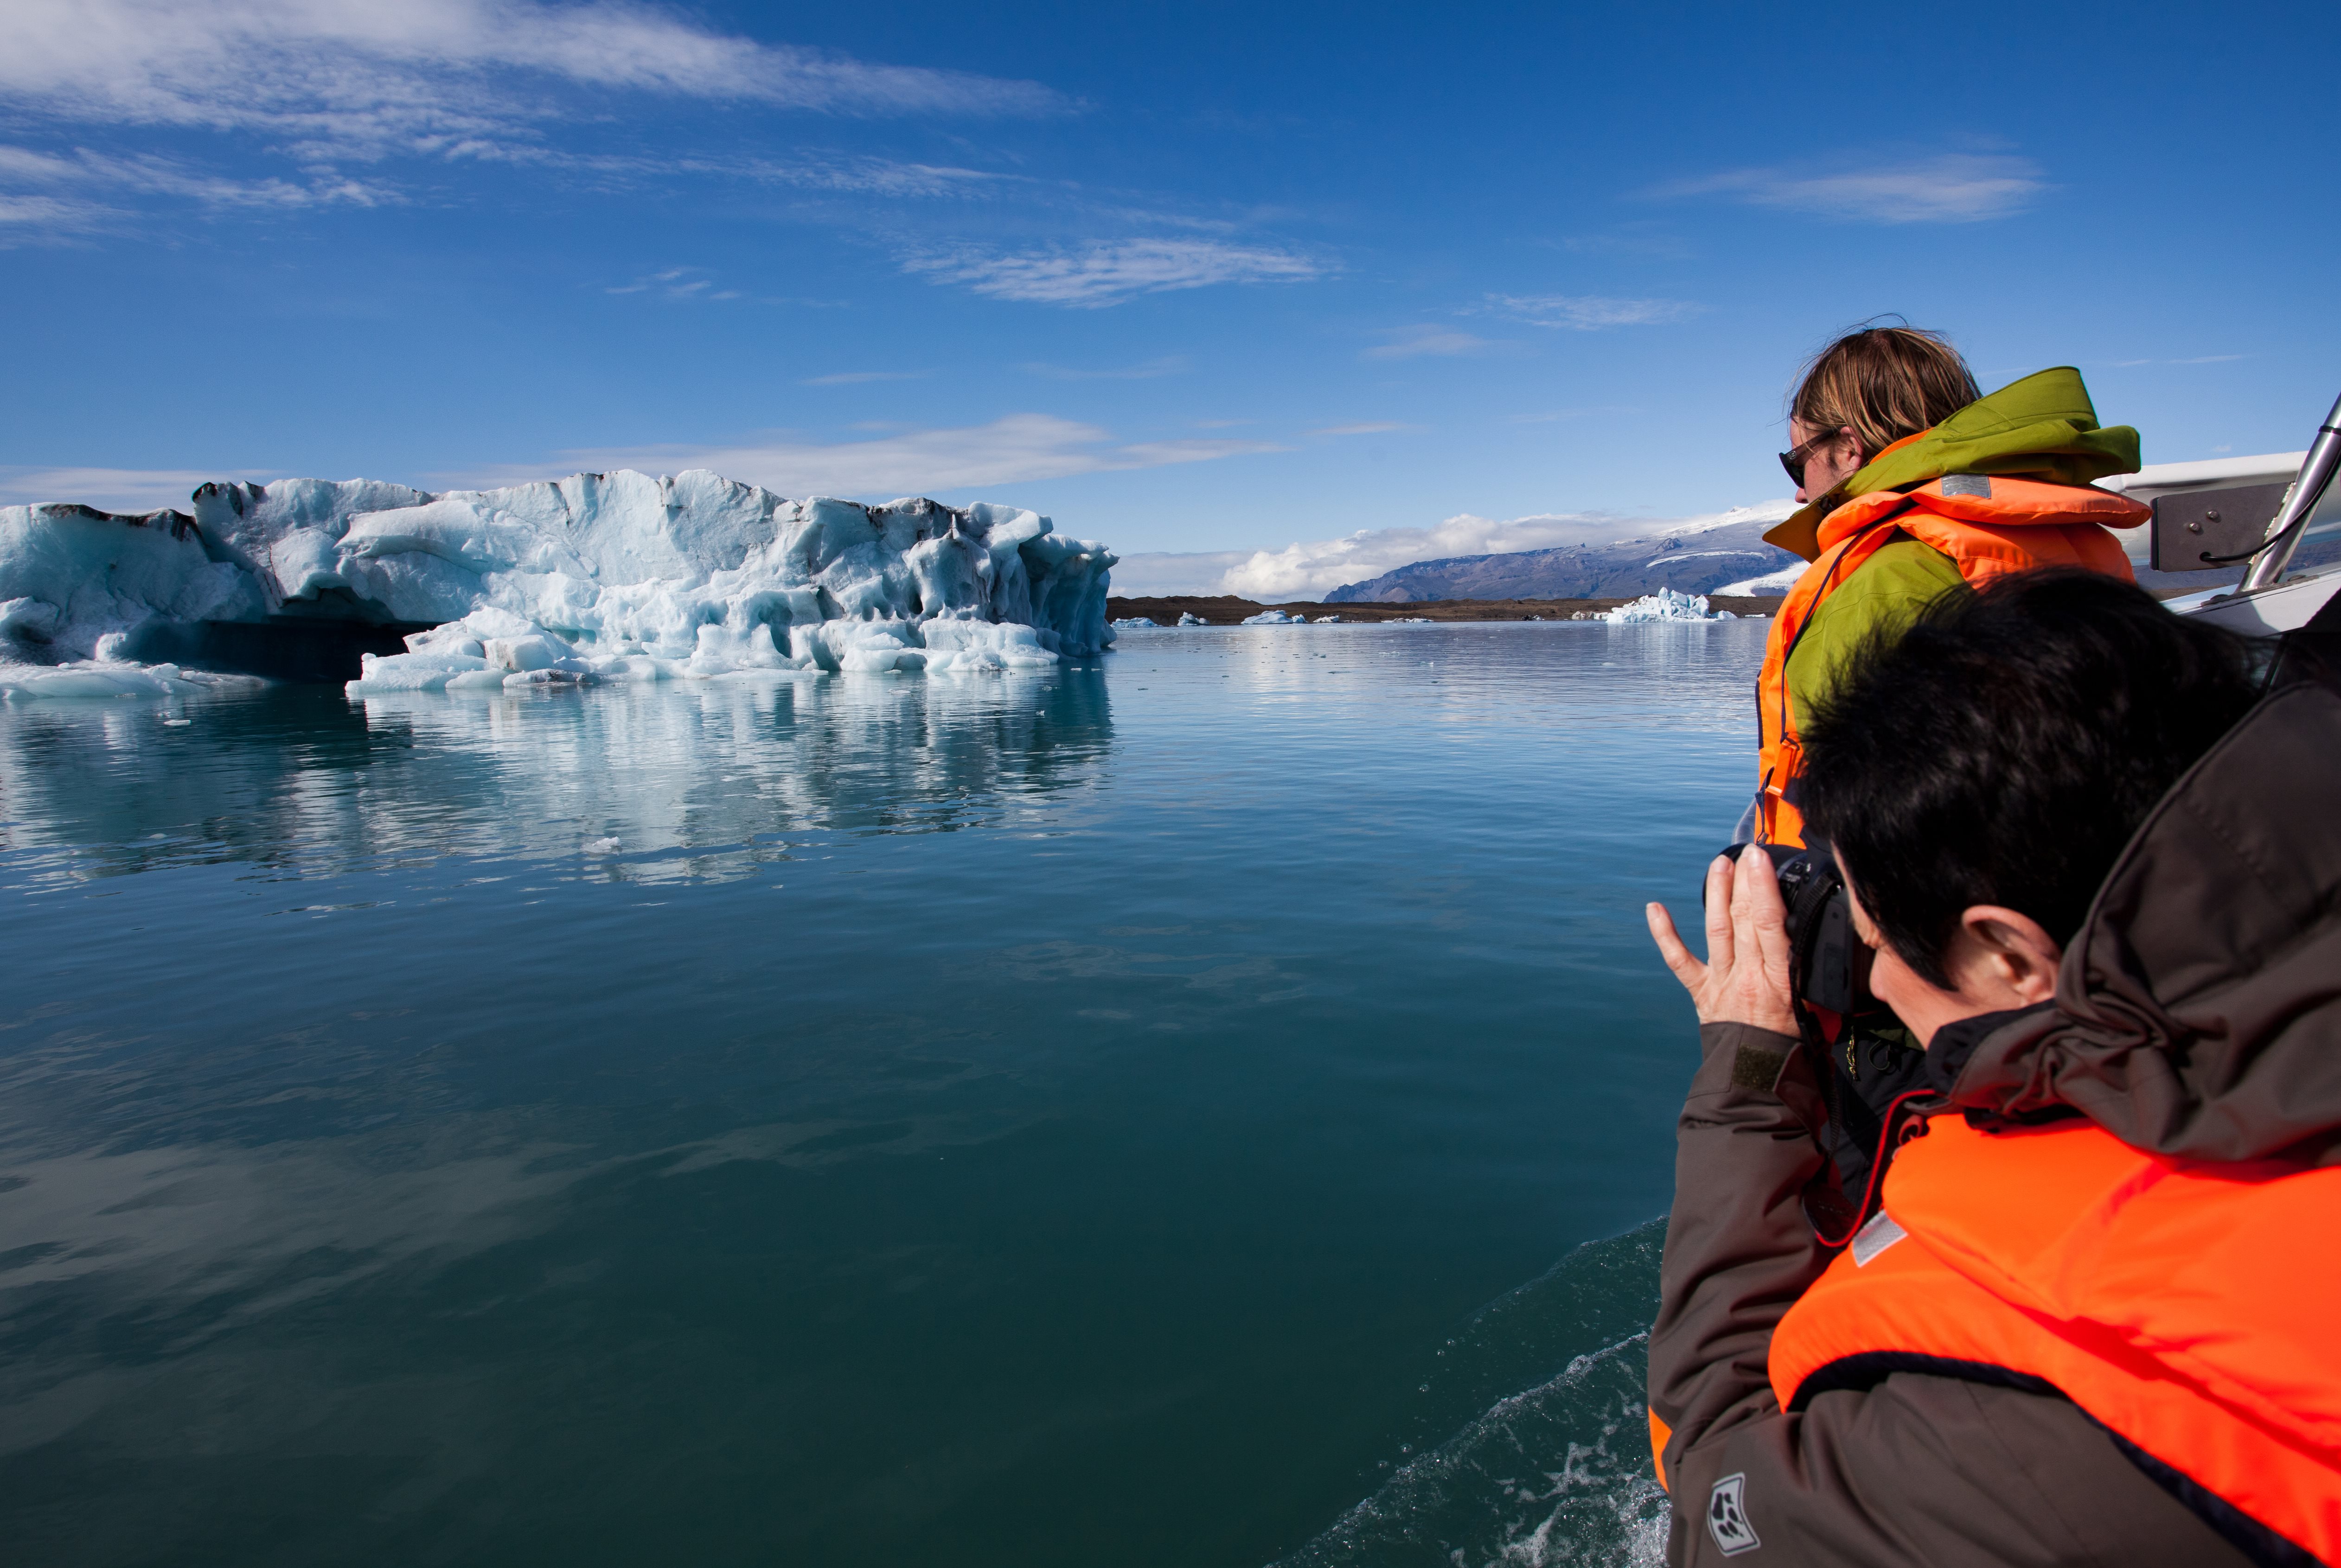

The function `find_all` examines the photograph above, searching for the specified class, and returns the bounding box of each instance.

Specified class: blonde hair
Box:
[1790,323,1981,463]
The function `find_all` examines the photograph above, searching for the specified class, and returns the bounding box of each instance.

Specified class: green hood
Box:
[1765,366,2142,561]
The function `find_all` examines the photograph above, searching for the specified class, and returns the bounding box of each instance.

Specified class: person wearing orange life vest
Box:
[1749,328,2152,1206]
[1642,571,2340,1566]
[1753,326,2147,851]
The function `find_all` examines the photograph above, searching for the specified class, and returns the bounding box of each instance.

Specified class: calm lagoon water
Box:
[0,620,1766,1567]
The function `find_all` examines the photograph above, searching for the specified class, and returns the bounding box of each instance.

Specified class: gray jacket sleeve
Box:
[1646,1023,2249,1568]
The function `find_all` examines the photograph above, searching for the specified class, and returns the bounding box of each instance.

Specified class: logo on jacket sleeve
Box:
[1707,1472,1761,1555]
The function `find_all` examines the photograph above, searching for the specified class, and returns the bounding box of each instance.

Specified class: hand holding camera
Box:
[1644,849,1799,1038]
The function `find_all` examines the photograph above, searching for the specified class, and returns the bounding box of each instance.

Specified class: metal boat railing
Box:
[2240,389,2341,593]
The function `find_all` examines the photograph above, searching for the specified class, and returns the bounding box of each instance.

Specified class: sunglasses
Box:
[1779,427,1847,489]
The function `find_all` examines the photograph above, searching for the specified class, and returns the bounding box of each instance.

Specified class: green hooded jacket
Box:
[1765,366,2141,726]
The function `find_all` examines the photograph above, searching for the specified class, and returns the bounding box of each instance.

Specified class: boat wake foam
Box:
[1280,1219,1669,1568]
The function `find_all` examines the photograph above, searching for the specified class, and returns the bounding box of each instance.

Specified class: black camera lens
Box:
[1709,842,1872,1016]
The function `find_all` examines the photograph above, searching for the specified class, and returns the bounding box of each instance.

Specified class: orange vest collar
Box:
[1750,496,2140,845]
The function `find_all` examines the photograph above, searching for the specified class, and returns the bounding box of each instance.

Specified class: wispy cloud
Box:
[1362,325,1498,361]
[604,266,741,300]
[462,414,1288,498]
[2109,354,2248,368]
[1653,153,2046,224]
[0,141,388,239]
[0,465,278,511]
[1020,356,1190,380]
[721,155,1014,198]
[0,0,1067,161]
[1484,294,1701,330]
[800,370,932,386]
[903,239,1326,307]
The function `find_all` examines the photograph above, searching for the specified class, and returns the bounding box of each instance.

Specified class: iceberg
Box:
[1240,608,1306,625]
[0,472,1116,698]
[1176,612,1206,626]
[1601,588,1735,624]
[1110,616,1158,629]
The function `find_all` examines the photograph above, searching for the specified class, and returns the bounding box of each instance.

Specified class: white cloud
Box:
[0,142,388,238]
[903,239,1325,307]
[463,413,1287,498]
[0,193,116,235]
[1485,293,1701,330]
[0,466,278,511]
[2109,353,2246,369]
[0,0,1064,159]
[1362,325,1497,360]
[718,155,1014,198]
[1216,500,1797,602]
[604,266,741,300]
[1108,550,1258,596]
[1656,154,2046,224]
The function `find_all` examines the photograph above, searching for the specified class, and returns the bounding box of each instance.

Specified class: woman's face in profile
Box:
[1788,418,1863,503]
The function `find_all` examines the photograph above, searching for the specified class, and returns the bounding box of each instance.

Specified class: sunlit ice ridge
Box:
[0,469,1117,699]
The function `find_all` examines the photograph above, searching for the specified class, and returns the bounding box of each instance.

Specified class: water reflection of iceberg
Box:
[0,671,1114,887]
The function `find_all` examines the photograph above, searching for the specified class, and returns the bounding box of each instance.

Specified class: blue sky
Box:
[3,0,2337,592]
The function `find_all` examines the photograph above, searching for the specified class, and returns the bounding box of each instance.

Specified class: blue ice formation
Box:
[0,471,1116,696]
[1600,588,1737,623]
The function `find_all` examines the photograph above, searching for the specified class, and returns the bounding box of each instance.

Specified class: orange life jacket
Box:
[1753,459,2147,846]
[1770,1115,2341,1563]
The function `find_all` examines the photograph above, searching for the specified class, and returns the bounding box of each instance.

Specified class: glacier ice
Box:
[1713,562,1804,597]
[1176,612,1206,626]
[1110,616,1158,629]
[1239,609,1306,625]
[0,471,1116,698]
[1601,589,1736,624]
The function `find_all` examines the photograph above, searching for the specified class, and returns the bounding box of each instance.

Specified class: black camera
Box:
[1707,841,1921,1217]
[1712,841,1872,1018]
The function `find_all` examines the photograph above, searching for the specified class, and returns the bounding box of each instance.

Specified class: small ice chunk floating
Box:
[1595,588,1738,624]
[0,470,1117,697]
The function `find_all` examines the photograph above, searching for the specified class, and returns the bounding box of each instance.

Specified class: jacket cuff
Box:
[1696,1021,1802,1096]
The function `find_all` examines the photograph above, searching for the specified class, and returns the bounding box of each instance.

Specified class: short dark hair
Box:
[1799,570,2263,987]
[1790,322,1981,465]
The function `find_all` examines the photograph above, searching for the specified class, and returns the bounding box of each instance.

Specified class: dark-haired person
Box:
[1755,326,2146,850]
[1642,570,2341,1566]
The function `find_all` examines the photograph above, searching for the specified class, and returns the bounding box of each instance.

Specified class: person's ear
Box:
[1957,905,2063,1004]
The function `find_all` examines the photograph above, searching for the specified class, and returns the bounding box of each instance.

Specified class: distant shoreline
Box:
[1107,593,1784,625]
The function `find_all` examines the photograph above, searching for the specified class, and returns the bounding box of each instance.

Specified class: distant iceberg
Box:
[0,471,1116,698]
[1601,588,1735,623]
[1240,608,1306,625]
